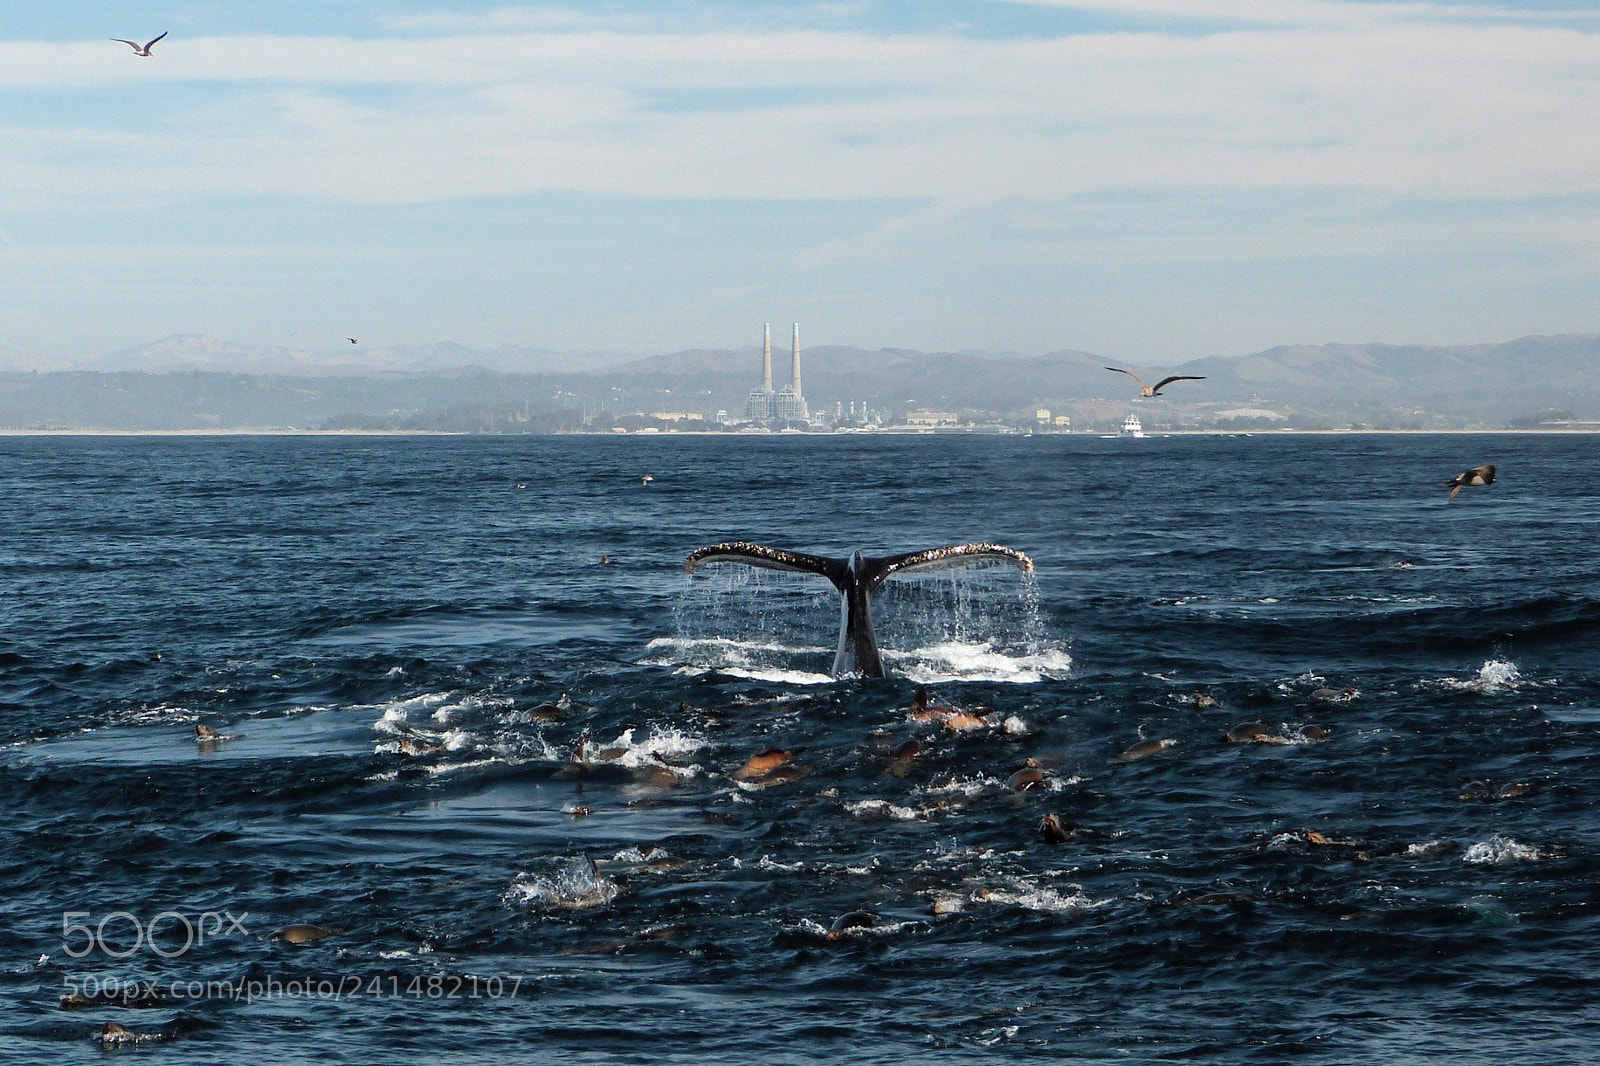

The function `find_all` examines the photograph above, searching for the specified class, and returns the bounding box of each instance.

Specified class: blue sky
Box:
[2,1,1597,366]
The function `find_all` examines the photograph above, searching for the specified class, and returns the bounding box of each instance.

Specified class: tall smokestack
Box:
[791,322,801,395]
[762,323,773,394]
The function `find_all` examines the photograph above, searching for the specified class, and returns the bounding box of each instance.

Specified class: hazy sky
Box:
[2,1,1597,366]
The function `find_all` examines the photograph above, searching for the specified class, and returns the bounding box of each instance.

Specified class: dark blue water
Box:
[2,433,1597,1063]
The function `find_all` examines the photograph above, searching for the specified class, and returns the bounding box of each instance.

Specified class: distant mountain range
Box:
[0,333,1595,431]
[3,334,635,376]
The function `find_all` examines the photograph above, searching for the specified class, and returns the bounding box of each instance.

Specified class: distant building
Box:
[745,323,775,419]
[905,410,959,427]
[745,322,807,422]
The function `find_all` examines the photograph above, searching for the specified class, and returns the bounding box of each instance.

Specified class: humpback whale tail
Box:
[684,542,1034,678]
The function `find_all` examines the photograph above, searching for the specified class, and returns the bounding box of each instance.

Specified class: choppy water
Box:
[2,432,1597,1063]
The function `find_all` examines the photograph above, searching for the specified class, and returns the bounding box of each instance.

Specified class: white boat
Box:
[1119,415,1145,438]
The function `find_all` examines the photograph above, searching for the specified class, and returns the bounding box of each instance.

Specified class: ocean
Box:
[2,432,1596,1063]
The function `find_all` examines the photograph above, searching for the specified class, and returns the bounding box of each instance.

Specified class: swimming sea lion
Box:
[1008,759,1047,792]
[825,911,878,940]
[1457,779,1534,802]
[528,702,570,723]
[1191,694,1220,711]
[1179,891,1259,908]
[1310,687,1358,703]
[1113,738,1177,763]
[100,1022,140,1046]
[1223,722,1273,743]
[942,711,991,733]
[1039,813,1071,845]
[882,739,925,779]
[61,987,166,1010]
[734,748,800,781]
[268,924,336,945]
[195,723,221,740]
[1303,830,1362,848]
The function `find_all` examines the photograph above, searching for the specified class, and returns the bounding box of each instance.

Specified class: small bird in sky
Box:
[1446,463,1495,500]
[347,338,358,344]
[1105,366,1206,397]
[111,31,167,56]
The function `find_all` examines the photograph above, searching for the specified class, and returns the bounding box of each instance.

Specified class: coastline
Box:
[1,427,1598,438]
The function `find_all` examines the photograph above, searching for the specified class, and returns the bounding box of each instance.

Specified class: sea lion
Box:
[194,722,240,745]
[570,731,629,765]
[268,924,336,945]
[1303,830,1362,848]
[1191,694,1220,710]
[1222,722,1273,743]
[733,748,800,781]
[100,1022,140,1046]
[908,686,957,721]
[1310,687,1358,703]
[1008,759,1047,792]
[1179,891,1258,908]
[941,711,991,733]
[528,702,570,723]
[1113,738,1176,763]
[1457,780,1534,802]
[825,911,878,940]
[882,739,926,779]
[1039,813,1071,845]
[396,737,444,757]
[61,987,166,1010]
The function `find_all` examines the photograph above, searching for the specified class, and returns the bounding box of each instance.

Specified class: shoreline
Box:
[1,427,1598,438]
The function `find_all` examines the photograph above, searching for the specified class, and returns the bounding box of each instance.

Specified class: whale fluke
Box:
[684,541,1034,678]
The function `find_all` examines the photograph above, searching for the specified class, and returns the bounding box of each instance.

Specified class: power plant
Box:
[745,323,808,423]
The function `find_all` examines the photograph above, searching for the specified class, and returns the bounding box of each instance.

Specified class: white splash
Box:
[895,641,1072,684]
[845,798,927,821]
[1463,834,1544,864]
[505,858,619,911]
[1440,658,1523,694]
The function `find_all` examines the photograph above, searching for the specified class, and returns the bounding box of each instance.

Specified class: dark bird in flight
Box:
[111,32,167,56]
[347,338,358,344]
[1105,366,1206,397]
[1446,463,1495,500]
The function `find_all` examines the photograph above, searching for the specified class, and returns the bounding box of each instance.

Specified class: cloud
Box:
[0,15,1596,213]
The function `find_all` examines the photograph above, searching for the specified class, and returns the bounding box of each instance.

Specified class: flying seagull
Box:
[1105,366,1206,397]
[1446,463,1494,500]
[347,337,358,344]
[111,31,167,56]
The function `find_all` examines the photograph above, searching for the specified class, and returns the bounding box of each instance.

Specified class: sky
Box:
[1,1,1598,367]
